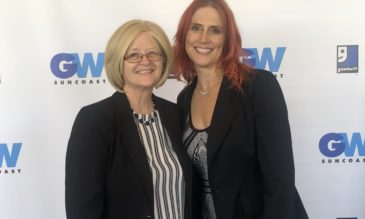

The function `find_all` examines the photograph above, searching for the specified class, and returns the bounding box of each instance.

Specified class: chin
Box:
[194,62,214,69]
[139,82,157,89]
[190,57,213,66]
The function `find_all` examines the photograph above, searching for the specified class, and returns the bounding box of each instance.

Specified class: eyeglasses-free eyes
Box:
[124,50,163,63]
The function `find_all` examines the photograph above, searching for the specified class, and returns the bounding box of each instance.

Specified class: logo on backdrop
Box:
[0,143,22,174]
[319,132,365,164]
[242,47,286,78]
[50,52,107,85]
[337,45,359,73]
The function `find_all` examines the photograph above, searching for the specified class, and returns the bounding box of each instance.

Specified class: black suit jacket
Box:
[66,92,192,219]
[177,69,308,219]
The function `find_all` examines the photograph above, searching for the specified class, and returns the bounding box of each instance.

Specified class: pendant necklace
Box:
[199,76,223,95]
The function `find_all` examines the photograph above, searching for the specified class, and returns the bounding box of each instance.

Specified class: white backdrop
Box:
[1,0,364,218]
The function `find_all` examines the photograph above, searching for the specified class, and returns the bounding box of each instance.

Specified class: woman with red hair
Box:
[173,0,308,218]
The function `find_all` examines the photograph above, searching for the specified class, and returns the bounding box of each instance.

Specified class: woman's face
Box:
[185,6,225,71]
[122,32,163,91]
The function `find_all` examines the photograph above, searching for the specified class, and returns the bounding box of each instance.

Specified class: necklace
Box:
[133,110,158,126]
[198,76,223,95]
[199,89,210,95]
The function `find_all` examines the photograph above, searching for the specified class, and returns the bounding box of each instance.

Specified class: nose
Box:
[198,30,209,43]
[139,54,151,64]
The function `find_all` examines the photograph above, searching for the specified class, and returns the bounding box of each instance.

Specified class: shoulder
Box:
[242,69,282,95]
[177,81,194,106]
[251,69,279,88]
[246,69,288,114]
[153,95,178,115]
[75,92,121,126]
[80,95,116,115]
[153,95,182,131]
[153,95,176,107]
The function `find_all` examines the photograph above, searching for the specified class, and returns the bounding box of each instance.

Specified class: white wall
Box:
[1,0,364,218]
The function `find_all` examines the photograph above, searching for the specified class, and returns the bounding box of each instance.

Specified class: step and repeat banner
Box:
[1,0,364,218]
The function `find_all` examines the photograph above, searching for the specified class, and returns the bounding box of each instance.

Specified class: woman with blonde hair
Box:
[66,19,192,219]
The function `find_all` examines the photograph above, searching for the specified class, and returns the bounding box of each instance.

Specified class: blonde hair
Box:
[105,19,173,90]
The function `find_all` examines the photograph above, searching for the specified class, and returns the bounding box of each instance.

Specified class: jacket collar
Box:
[111,91,192,212]
[112,92,154,207]
[207,77,239,165]
[182,77,240,166]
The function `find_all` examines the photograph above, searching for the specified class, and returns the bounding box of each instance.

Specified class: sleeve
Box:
[65,107,110,219]
[251,70,296,219]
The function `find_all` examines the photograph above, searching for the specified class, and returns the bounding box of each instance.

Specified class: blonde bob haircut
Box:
[105,19,173,91]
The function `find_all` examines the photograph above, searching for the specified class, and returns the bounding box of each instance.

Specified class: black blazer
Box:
[177,69,308,219]
[65,92,192,219]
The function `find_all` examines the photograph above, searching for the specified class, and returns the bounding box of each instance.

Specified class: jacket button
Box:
[146,216,152,219]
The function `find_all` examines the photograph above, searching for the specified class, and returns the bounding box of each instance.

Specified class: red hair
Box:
[172,0,253,90]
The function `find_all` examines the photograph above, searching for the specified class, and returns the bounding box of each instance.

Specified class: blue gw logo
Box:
[50,53,104,79]
[0,143,22,168]
[319,133,365,157]
[242,47,286,73]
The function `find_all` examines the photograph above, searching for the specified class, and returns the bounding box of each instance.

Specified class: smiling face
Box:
[122,32,163,92]
[185,6,225,72]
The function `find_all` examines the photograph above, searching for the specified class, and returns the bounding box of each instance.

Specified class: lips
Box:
[195,47,213,54]
[135,68,155,74]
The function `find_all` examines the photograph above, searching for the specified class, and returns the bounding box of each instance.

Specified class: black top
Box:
[183,114,216,219]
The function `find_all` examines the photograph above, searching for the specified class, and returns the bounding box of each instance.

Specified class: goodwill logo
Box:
[337,45,359,73]
[319,132,365,164]
[242,47,286,78]
[50,52,107,85]
[0,143,22,174]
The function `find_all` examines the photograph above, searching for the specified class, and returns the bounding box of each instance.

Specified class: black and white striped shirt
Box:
[134,109,185,219]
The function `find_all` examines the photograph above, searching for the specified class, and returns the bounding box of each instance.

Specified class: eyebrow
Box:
[190,22,223,29]
[126,48,160,53]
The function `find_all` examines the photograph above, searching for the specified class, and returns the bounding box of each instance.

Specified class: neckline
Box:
[188,113,209,132]
[133,109,158,125]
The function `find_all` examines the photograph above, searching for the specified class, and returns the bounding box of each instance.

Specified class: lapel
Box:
[153,95,192,193]
[207,78,239,166]
[153,95,180,152]
[181,78,239,166]
[112,92,153,206]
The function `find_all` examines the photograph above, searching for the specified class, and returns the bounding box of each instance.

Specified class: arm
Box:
[251,70,296,219]
[65,106,110,219]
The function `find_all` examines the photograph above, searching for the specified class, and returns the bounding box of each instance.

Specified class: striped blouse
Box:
[133,109,185,219]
